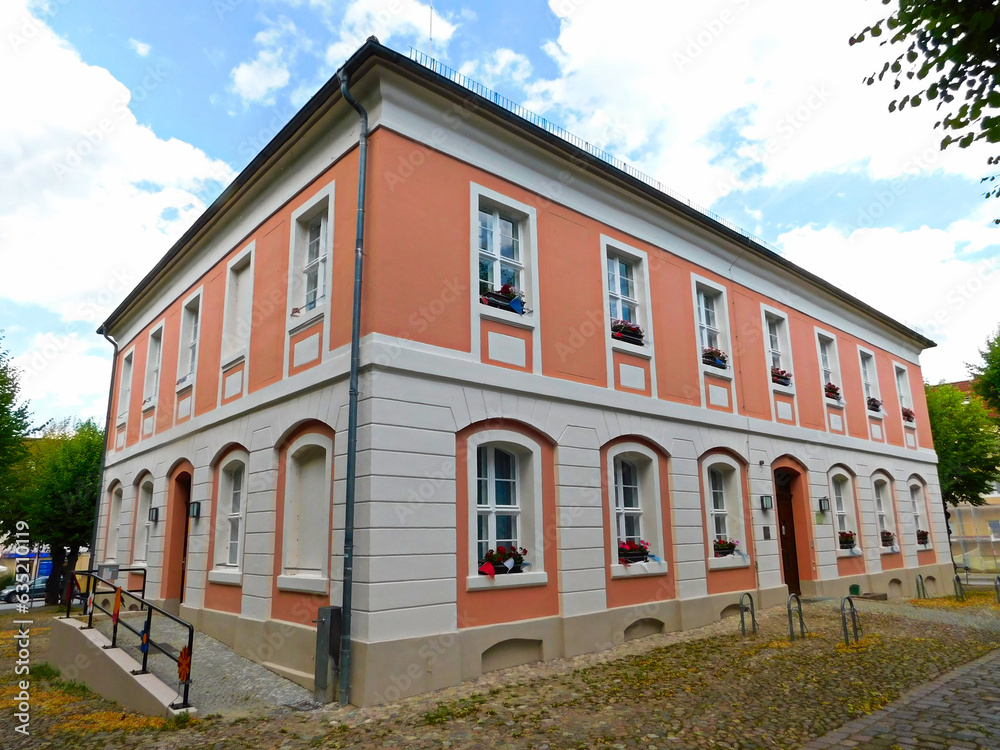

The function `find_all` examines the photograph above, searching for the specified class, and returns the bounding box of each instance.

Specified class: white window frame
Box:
[286,182,335,333]
[133,478,154,565]
[209,451,250,583]
[221,242,255,369]
[476,444,521,558]
[872,474,898,553]
[815,329,843,403]
[116,349,134,428]
[142,324,164,409]
[177,290,202,392]
[909,481,930,546]
[894,362,913,412]
[702,455,749,570]
[466,429,547,590]
[600,237,657,392]
[606,443,668,578]
[692,276,732,378]
[859,348,881,409]
[761,305,794,396]
[106,486,123,562]
[277,433,333,594]
[829,469,861,558]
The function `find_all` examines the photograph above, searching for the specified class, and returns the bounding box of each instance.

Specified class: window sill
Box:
[116,415,127,429]
[707,555,750,571]
[288,307,325,336]
[903,421,917,429]
[175,373,195,393]
[700,362,733,381]
[466,571,547,591]
[141,397,156,414]
[479,304,536,331]
[611,560,668,578]
[836,548,863,559]
[868,410,884,420]
[918,542,933,551]
[276,574,328,594]
[880,546,900,555]
[128,561,147,569]
[825,397,845,409]
[611,339,652,359]
[221,351,247,373]
[771,382,795,396]
[207,569,242,586]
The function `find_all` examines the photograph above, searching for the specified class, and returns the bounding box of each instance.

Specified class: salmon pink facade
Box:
[95,42,949,705]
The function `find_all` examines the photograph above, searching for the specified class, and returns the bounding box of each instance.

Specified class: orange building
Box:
[94,40,950,705]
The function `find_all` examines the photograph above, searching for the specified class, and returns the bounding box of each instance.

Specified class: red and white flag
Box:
[478,562,495,579]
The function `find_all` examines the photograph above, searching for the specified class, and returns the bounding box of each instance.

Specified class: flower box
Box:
[771,367,792,386]
[713,538,739,557]
[478,562,523,575]
[618,539,650,564]
[478,545,528,576]
[824,383,842,401]
[480,291,524,315]
[702,347,729,369]
[916,530,929,545]
[838,531,857,550]
[611,319,644,346]
[880,530,895,547]
[901,407,915,423]
[867,397,883,413]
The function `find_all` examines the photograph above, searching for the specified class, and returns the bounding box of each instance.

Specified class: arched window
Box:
[909,479,930,545]
[613,457,641,545]
[873,474,897,548]
[106,485,123,561]
[279,432,333,592]
[133,478,154,564]
[701,453,748,568]
[214,452,248,570]
[832,475,849,533]
[606,441,668,577]
[465,428,547,589]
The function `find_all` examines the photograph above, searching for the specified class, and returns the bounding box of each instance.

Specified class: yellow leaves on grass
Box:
[53,710,167,734]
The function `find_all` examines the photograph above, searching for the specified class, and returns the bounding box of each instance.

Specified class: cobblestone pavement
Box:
[803,648,1000,749]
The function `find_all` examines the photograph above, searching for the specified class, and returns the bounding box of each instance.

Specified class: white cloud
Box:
[459,48,532,89]
[323,0,457,69]
[229,17,301,105]
[0,1,235,418]
[523,0,996,207]
[128,37,151,57]
[777,202,1000,384]
[12,332,111,424]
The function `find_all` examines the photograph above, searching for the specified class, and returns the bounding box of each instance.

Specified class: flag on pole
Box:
[503,558,515,571]
[478,561,496,579]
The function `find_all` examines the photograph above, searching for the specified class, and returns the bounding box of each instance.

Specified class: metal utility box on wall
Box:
[314,605,342,703]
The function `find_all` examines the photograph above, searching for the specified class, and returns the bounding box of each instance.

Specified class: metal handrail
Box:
[840,596,861,646]
[915,574,927,600]
[787,594,807,641]
[75,572,194,709]
[66,567,147,619]
[739,592,758,636]
[954,574,966,602]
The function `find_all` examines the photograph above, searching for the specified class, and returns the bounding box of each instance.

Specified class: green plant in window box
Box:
[617,539,650,563]
[880,529,895,547]
[839,530,857,549]
[713,538,739,557]
[478,545,528,575]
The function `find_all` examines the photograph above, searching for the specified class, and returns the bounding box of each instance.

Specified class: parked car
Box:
[1,575,85,603]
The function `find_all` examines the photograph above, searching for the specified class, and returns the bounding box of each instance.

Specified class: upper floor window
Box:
[223,248,253,362]
[471,186,538,322]
[695,279,730,369]
[215,454,248,570]
[134,479,153,564]
[817,332,843,400]
[477,445,520,559]
[860,350,881,410]
[289,187,334,323]
[179,295,201,384]
[895,364,914,421]
[607,256,638,324]
[117,351,133,426]
[143,327,163,404]
[763,310,792,386]
[765,316,782,370]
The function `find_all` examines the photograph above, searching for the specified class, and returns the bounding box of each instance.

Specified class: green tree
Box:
[0,334,32,505]
[968,324,1000,418]
[850,2,1000,204]
[925,383,1000,506]
[0,420,103,604]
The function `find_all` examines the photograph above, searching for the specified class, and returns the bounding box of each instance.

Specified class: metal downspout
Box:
[336,66,368,707]
[91,329,119,579]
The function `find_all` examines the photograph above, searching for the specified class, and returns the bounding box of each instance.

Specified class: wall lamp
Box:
[759,495,773,511]
[148,507,159,523]
[818,496,831,513]
[188,501,201,519]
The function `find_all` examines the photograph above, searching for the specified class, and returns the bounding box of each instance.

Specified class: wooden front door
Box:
[775,469,801,596]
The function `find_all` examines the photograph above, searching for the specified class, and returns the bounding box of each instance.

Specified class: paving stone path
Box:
[805,614,1000,749]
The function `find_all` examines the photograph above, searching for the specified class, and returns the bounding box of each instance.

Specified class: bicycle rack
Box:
[787,594,807,641]
[954,575,966,602]
[995,575,1000,605]
[739,592,758,636]
[915,574,927,600]
[840,596,861,647]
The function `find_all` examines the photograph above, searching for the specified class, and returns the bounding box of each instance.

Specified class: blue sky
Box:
[2,0,999,428]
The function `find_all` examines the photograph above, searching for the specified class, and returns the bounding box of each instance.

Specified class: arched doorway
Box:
[163,465,193,613]
[772,461,812,596]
